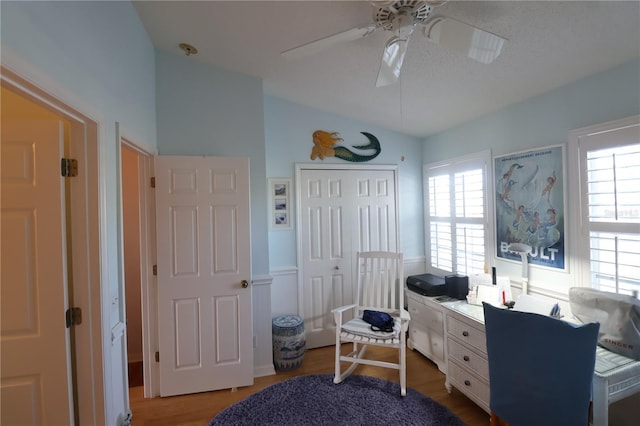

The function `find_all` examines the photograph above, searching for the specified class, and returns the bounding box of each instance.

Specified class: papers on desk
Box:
[467,274,512,306]
[513,294,558,316]
[476,285,500,306]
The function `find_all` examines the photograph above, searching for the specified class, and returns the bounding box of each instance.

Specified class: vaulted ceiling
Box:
[134,1,640,137]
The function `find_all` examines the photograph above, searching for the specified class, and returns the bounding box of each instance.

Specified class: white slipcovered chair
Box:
[332,251,410,395]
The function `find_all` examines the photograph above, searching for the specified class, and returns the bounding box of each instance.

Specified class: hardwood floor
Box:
[129,345,489,425]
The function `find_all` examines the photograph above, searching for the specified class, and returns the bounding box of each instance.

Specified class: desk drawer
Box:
[448,361,490,410]
[408,302,443,332]
[410,325,444,360]
[448,338,489,380]
[447,315,487,354]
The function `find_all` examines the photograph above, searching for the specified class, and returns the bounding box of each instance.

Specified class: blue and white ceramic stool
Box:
[272,315,305,370]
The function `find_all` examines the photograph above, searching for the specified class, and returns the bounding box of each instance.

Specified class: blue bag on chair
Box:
[363,310,394,333]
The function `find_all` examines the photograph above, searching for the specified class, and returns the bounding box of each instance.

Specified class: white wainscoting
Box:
[268,257,426,317]
[252,275,276,377]
[270,267,300,318]
[110,322,130,425]
[404,257,427,278]
[403,257,427,308]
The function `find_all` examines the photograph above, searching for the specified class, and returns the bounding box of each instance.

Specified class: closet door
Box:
[299,167,398,348]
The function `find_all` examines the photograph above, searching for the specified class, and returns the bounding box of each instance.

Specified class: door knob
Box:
[334,266,340,270]
[241,280,249,288]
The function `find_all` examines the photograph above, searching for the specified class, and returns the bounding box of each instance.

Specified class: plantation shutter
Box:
[579,125,640,296]
[425,153,489,276]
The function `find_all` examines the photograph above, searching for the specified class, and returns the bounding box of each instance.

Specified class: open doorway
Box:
[122,143,144,387]
[120,139,156,396]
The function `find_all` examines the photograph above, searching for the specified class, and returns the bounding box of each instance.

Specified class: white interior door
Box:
[1,119,73,425]
[299,167,398,348]
[155,156,253,397]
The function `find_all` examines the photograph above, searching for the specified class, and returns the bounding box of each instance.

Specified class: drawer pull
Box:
[463,355,470,362]
[464,380,471,386]
[462,331,469,337]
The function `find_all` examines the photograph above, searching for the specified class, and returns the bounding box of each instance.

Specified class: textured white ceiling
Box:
[133,1,640,138]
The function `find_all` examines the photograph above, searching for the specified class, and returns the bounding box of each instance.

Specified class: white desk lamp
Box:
[508,243,532,295]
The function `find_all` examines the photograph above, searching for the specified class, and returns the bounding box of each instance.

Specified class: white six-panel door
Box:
[155,156,253,396]
[1,119,73,425]
[299,167,398,348]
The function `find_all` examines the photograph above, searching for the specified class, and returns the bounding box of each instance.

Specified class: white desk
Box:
[442,301,640,426]
[592,346,640,426]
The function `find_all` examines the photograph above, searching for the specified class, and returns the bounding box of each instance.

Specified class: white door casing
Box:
[298,166,399,348]
[1,119,73,425]
[120,140,158,398]
[155,156,253,396]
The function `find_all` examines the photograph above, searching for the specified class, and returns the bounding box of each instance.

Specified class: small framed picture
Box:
[269,179,293,229]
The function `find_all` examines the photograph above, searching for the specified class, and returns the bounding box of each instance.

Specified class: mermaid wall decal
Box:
[310,130,381,162]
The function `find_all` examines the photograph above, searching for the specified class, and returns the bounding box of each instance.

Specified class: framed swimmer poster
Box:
[494,145,566,271]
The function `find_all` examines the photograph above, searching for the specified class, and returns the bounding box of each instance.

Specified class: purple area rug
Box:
[209,374,465,425]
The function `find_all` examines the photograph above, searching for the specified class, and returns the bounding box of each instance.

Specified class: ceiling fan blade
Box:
[422,17,506,64]
[376,36,409,87]
[282,25,377,59]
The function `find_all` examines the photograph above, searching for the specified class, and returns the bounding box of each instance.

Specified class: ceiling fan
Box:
[282,0,506,87]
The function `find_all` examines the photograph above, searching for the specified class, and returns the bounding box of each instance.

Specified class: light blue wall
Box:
[1,1,156,424]
[423,58,640,162]
[421,58,640,296]
[155,49,270,276]
[1,0,157,152]
[264,95,425,268]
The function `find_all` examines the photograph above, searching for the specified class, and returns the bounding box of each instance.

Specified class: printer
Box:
[406,274,447,297]
[406,273,469,300]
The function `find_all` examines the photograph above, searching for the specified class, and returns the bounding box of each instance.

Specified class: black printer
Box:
[406,273,447,297]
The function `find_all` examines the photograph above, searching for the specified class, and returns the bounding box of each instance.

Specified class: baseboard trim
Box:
[254,364,276,378]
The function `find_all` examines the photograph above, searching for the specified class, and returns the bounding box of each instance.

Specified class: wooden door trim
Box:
[1,67,104,424]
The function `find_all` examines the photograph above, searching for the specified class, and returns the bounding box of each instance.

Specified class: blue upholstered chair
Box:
[482,302,600,426]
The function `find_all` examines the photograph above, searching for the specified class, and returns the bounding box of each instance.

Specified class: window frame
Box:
[423,150,493,277]
[568,115,640,295]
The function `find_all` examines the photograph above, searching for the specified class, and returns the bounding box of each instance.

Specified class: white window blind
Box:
[425,153,489,276]
[578,123,640,296]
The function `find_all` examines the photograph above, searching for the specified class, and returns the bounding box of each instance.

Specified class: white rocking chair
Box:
[332,251,410,395]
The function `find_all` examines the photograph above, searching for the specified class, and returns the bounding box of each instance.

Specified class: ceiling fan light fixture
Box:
[374,1,432,30]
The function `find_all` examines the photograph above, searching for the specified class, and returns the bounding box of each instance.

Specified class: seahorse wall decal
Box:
[310,130,381,162]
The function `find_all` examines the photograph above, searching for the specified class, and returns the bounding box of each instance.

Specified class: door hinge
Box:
[61,158,78,177]
[150,177,156,188]
[65,307,82,328]
[153,265,157,276]
[155,351,160,362]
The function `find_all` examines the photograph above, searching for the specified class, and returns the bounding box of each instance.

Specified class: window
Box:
[424,152,491,276]
[573,118,640,296]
